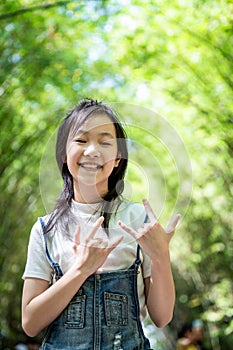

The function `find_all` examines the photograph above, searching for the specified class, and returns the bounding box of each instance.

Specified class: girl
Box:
[22,99,181,349]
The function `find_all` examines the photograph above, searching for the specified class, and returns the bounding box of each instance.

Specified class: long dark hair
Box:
[45,98,128,234]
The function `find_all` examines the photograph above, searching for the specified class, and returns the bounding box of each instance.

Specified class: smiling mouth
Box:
[79,163,103,170]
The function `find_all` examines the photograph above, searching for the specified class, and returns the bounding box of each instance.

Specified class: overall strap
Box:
[136,244,141,264]
[135,213,149,264]
[39,217,63,280]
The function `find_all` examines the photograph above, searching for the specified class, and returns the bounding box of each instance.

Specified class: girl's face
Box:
[66,114,121,202]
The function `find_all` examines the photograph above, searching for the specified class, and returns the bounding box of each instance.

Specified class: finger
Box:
[91,237,108,249]
[166,214,182,233]
[86,216,104,241]
[118,220,138,239]
[73,226,81,249]
[142,198,157,223]
[93,235,123,249]
[108,235,123,249]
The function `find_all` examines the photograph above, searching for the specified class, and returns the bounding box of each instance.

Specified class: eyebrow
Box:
[77,129,115,138]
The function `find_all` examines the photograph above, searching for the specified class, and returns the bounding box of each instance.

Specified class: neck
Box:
[73,184,107,204]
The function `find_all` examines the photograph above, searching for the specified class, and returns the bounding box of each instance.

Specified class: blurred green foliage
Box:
[0,1,232,349]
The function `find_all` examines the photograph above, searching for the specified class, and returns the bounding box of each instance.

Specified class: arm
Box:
[118,199,181,328]
[143,243,175,327]
[22,217,122,337]
[22,268,88,337]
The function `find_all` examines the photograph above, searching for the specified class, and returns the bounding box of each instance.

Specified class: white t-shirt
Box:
[23,200,151,319]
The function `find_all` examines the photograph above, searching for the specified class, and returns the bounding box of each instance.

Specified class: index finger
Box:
[73,226,81,246]
[86,216,105,241]
[142,198,157,223]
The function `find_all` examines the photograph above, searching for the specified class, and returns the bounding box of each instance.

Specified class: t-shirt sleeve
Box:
[22,218,53,282]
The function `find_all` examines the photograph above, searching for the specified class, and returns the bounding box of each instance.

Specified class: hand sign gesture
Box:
[118,199,181,261]
[72,216,123,276]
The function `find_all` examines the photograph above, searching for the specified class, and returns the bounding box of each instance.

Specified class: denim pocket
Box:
[104,291,128,326]
[64,292,86,328]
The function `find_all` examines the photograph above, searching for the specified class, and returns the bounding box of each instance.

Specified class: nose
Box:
[83,143,100,157]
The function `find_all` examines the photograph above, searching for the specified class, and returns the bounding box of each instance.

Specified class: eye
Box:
[101,141,112,146]
[75,139,86,144]
[100,140,114,147]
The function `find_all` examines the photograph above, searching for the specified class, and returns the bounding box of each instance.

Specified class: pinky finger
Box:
[166,214,182,233]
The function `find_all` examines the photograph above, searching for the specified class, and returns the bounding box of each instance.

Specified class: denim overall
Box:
[39,218,152,350]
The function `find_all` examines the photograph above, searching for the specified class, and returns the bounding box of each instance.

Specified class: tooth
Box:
[82,164,99,169]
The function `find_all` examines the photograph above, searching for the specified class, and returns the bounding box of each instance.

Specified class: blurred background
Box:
[0,0,232,349]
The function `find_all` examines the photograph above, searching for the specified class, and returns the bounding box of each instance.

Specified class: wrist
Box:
[66,265,91,283]
[151,249,171,269]
[151,247,170,262]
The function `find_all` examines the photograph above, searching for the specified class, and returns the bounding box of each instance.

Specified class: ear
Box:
[114,154,121,167]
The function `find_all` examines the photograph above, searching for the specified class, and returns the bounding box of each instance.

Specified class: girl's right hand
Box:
[72,216,123,276]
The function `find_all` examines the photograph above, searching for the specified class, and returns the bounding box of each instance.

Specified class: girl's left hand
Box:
[118,198,181,261]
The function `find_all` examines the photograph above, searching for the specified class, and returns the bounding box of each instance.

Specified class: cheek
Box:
[103,159,118,176]
[66,147,81,172]
[103,147,118,163]
[66,152,74,167]
[67,144,81,160]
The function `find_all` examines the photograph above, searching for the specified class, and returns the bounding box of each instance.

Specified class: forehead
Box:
[74,114,116,136]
